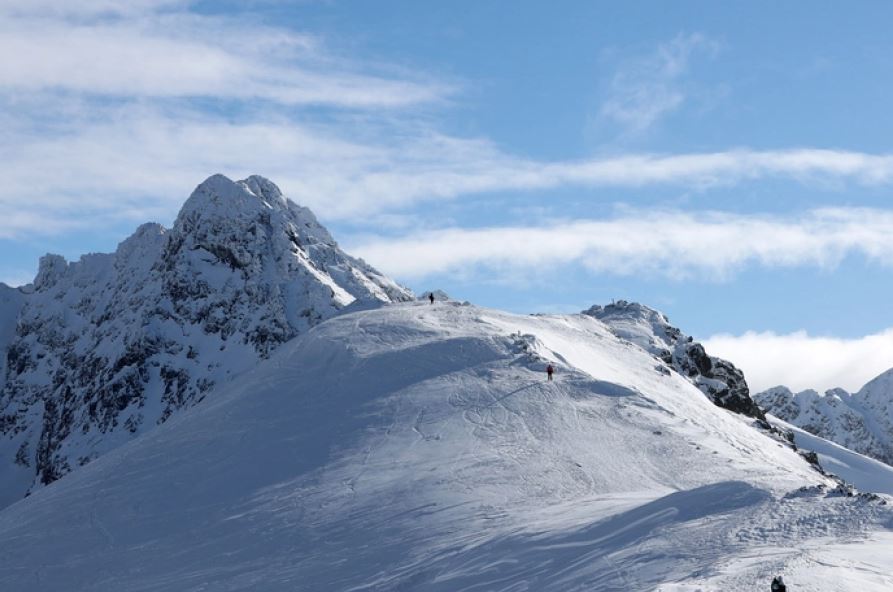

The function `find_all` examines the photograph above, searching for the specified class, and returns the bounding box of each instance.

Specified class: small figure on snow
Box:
[771,576,786,592]
[546,364,554,381]
[429,292,435,305]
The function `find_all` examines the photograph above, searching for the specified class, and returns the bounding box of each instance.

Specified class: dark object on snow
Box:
[546,364,554,381]
[771,575,786,592]
[429,292,435,304]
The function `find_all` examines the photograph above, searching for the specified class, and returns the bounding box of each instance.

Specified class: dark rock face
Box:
[584,300,765,421]
[678,343,766,420]
[0,174,412,502]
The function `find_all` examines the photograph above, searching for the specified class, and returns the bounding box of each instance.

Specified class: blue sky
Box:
[4,0,893,391]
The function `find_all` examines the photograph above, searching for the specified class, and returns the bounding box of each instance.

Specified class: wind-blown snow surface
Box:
[1,301,890,591]
[756,375,893,467]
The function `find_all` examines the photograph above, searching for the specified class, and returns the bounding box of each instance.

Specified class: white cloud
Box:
[0,5,448,108]
[553,149,893,186]
[0,0,450,237]
[6,99,893,239]
[703,329,893,393]
[349,208,893,280]
[0,0,188,18]
[5,4,893,251]
[600,33,719,133]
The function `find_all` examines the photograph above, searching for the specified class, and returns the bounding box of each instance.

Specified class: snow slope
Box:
[756,376,893,467]
[767,416,893,496]
[1,301,890,591]
[0,174,411,507]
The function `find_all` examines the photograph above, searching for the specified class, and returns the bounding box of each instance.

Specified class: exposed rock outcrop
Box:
[584,300,766,421]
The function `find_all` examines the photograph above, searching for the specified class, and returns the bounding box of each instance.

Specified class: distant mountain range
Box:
[756,370,893,467]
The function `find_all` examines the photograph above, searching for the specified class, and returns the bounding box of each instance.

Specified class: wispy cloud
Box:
[5,100,893,238]
[704,329,893,393]
[0,6,447,107]
[599,33,719,134]
[350,208,893,280]
[0,0,456,237]
[5,5,893,256]
[0,0,188,18]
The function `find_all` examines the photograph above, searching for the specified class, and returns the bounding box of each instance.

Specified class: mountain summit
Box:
[584,300,765,421]
[0,174,411,506]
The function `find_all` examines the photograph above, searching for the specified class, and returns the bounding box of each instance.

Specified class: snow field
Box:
[0,300,890,591]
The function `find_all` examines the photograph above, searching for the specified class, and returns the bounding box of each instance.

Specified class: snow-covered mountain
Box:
[3,176,892,589]
[756,371,893,467]
[0,174,411,507]
[1,300,890,591]
[584,300,765,421]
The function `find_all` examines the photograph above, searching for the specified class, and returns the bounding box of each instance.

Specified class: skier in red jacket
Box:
[546,364,554,381]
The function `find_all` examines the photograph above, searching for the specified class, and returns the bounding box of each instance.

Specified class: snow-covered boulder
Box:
[584,300,765,421]
[0,174,412,505]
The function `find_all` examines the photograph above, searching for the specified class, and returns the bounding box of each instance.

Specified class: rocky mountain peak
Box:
[33,253,68,291]
[179,174,286,218]
[857,368,893,410]
[0,174,412,505]
[583,300,680,355]
[241,174,288,207]
[116,223,167,274]
[167,174,343,283]
[584,299,766,421]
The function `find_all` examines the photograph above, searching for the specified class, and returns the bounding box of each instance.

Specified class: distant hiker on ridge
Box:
[546,364,554,381]
[771,576,786,592]
[429,292,435,304]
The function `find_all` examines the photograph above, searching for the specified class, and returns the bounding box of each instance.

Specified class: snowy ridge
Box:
[0,301,890,591]
[756,373,893,467]
[584,300,765,420]
[0,174,411,507]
